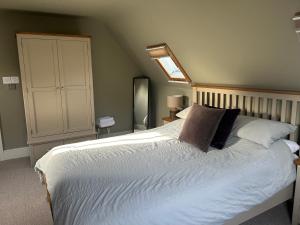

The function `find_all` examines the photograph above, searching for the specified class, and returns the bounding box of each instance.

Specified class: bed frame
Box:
[42,83,300,225]
[192,83,300,225]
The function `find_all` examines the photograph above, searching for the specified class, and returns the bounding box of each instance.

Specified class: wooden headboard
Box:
[192,84,300,142]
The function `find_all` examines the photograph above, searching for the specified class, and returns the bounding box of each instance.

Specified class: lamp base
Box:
[169,110,179,120]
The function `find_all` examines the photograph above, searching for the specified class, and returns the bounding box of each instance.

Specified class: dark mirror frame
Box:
[132,76,151,132]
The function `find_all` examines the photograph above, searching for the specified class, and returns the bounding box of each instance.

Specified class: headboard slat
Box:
[220,94,224,108]
[271,99,277,120]
[254,97,259,116]
[239,96,244,113]
[262,98,268,119]
[291,101,297,126]
[226,94,231,109]
[232,95,237,109]
[192,87,198,104]
[210,92,213,106]
[281,100,287,123]
[198,92,202,105]
[204,92,207,105]
[246,96,252,116]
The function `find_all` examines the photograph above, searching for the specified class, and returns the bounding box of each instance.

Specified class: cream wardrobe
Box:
[17,33,96,165]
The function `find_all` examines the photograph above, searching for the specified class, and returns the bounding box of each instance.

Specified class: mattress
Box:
[35,119,296,225]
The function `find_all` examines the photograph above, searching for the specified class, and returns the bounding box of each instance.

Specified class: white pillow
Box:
[282,139,300,153]
[232,115,297,148]
[176,106,192,119]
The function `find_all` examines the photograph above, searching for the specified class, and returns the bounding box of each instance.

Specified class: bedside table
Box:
[162,116,178,125]
[292,158,300,225]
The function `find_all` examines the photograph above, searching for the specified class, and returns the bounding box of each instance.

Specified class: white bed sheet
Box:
[35,119,296,225]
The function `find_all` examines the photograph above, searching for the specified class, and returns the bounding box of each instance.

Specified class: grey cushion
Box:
[179,104,225,152]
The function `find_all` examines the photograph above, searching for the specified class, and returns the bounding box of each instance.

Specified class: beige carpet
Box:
[0,157,293,225]
[0,157,53,225]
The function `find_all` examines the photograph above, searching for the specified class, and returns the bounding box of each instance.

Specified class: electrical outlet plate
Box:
[10,76,19,84]
[2,77,11,84]
[2,76,20,84]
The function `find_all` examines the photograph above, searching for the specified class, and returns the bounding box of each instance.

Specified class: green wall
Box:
[98,0,300,125]
[3,1,300,149]
[0,10,140,150]
[78,18,141,135]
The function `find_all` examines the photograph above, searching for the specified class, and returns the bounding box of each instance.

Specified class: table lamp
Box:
[167,95,183,120]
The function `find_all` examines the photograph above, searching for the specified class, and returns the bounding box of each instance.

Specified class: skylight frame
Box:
[146,43,192,83]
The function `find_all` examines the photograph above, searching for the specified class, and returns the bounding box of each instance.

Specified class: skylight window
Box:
[157,57,185,79]
[146,43,192,83]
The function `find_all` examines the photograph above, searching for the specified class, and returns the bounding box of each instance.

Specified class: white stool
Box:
[96,116,115,138]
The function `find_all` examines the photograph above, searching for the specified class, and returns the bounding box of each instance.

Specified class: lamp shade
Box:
[167,95,183,109]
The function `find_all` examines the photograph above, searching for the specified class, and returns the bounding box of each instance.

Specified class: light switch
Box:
[10,76,19,84]
[2,77,11,84]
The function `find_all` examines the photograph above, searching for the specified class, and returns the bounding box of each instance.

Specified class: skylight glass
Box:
[158,56,185,79]
[146,43,192,83]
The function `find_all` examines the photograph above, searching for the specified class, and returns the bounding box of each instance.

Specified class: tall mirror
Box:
[133,76,151,132]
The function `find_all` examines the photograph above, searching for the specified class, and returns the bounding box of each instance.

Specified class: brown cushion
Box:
[179,104,225,152]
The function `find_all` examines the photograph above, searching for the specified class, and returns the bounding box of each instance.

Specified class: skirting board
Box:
[1,146,30,161]
[0,130,132,162]
[0,126,30,161]
[98,130,132,138]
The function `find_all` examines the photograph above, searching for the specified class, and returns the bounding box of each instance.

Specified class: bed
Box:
[35,84,300,225]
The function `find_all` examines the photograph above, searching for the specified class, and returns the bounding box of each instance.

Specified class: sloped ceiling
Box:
[2,0,300,89]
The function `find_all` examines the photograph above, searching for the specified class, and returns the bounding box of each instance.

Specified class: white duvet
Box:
[35,119,296,225]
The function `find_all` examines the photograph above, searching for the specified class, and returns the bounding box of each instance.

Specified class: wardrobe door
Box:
[57,39,94,133]
[21,38,63,138]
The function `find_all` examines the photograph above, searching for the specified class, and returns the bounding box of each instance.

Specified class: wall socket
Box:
[10,76,19,84]
[2,77,11,84]
[2,76,19,84]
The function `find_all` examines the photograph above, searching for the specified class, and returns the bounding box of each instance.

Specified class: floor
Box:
[0,157,293,225]
[0,157,53,225]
